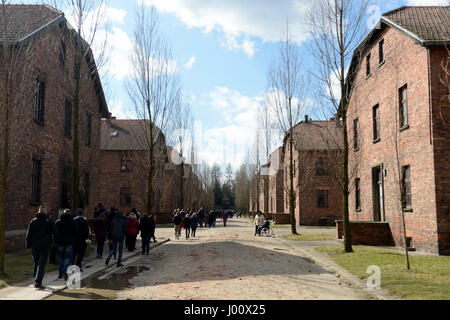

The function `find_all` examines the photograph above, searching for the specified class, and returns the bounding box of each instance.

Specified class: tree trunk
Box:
[289,135,298,235]
[180,161,184,210]
[342,104,353,253]
[0,72,10,274]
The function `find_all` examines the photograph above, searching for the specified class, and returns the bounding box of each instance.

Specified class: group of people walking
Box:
[26,205,90,289]
[172,208,237,240]
[25,203,157,290]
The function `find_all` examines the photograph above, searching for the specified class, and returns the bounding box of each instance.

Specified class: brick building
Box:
[0,5,109,251]
[281,117,343,226]
[346,6,450,255]
[97,119,201,219]
[268,147,284,214]
[251,117,343,226]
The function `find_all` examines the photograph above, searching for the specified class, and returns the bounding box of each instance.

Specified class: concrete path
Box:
[0,237,169,300]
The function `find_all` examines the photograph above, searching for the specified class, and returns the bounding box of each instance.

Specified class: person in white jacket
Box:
[254,211,265,236]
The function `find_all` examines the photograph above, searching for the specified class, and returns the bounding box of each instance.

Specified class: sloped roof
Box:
[101,119,164,151]
[382,6,450,43]
[0,4,63,43]
[291,120,343,152]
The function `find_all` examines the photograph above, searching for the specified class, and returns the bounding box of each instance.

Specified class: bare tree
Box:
[127,2,181,215]
[0,0,41,273]
[307,0,370,252]
[267,23,309,235]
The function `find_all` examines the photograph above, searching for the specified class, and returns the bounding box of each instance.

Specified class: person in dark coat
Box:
[198,207,205,227]
[190,212,199,237]
[150,212,157,242]
[127,208,141,220]
[183,214,192,240]
[107,207,117,259]
[126,213,139,252]
[94,207,108,259]
[55,209,76,281]
[105,210,127,267]
[139,214,153,255]
[26,205,56,289]
[173,212,182,240]
[73,208,91,271]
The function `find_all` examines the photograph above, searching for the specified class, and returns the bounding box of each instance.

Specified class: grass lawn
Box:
[282,234,336,241]
[0,251,58,289]
[316,246,450,300]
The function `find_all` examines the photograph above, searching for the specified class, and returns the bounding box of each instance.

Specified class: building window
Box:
[366,53,371,76]
[85,114,92,146]
[373,104,380,142]
[402,166,412,209]
[64,99,72,138]
[355,178,361,211]
[316,157,328,176]
[379,39,384,64]
[30,159,42,203]
[121,152,132,173]
[34,78,45,124]
[120,188,132,207]
[317,190,329,208]
[399,85,409,129]
[84,172,90,206]
[293,160,296,177]
[353,118,360,150]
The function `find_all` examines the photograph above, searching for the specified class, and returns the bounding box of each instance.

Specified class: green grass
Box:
[0,251,57,288]
[282,234,336,241]
[315,246,450,300]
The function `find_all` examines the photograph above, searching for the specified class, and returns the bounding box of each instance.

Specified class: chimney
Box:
[305,115,309,123]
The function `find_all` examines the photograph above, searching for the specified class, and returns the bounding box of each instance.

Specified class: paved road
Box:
[107,219,370,300]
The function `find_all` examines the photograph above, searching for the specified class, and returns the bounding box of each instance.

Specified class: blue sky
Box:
[12,0,448,169]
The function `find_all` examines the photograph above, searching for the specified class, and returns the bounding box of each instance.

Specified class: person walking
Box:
[203,211,209,228]
[139,214,153,255]
[254,211,265,236]
[26,205,56,289]
[183,214,191,239]
[222,211,229,227]
[150,212,157,243]
[105,210,127,267]
[73,208,91,272]
[173,212,182,240]
[191,212,199,238]
[55,209,76,281]
[107,207,117,259]
[198,207,205,228]
[93,207,108,259]
[126,213,139,252]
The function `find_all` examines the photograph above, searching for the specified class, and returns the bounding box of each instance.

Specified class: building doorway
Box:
[372,165,385,222]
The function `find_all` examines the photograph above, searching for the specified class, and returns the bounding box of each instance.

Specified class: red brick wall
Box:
[430,46,450,255]
[1,21,104,249]
[336,221,394,246]
[347,25,445,254]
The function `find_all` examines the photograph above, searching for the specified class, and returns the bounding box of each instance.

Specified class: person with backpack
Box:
[126,213,139,252]
[105,210,127,267]
[55,209,77,281]
[222,211,229,227]
[139,214,153,255]
[73,208,91,271]
[93,207,108,259]
[26,205,56,289]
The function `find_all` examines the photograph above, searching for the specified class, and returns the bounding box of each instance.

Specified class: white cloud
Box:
[184,56,196,69]
[146,0,312,57]
[407,0,448,5]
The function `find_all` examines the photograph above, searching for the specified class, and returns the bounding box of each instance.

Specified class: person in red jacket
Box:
[126,213,139,252]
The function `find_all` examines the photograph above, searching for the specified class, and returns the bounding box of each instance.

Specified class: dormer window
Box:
[110,132,119,137]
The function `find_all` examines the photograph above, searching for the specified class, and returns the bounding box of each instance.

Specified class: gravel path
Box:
[117,219,369,300]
